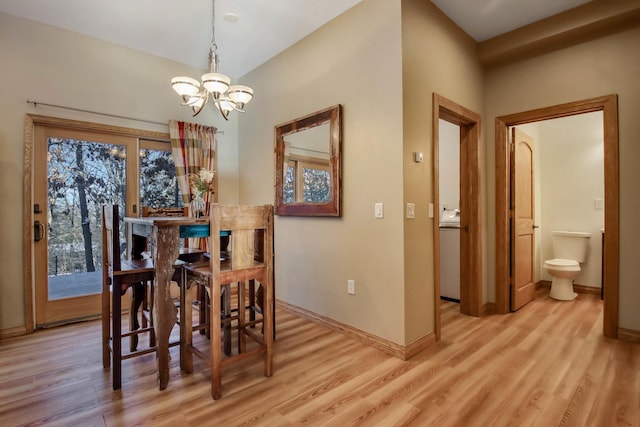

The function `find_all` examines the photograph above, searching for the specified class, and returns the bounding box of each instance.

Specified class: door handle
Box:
[533,225,539,229]
[34,220,46,242]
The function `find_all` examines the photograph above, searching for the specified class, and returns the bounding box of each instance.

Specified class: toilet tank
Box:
[551,231,591,262]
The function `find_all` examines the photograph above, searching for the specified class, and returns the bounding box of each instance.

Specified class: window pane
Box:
[284,165,295,203]
[140,148,182,208]
[302,167,330,202]
[47,138,126,299]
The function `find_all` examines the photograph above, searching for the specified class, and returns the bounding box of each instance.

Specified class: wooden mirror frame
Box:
[274,104,342,216]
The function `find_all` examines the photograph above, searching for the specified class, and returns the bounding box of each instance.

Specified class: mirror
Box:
[275,104,342,216]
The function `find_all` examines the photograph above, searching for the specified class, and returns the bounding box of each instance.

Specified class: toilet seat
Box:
[544,258,580,272]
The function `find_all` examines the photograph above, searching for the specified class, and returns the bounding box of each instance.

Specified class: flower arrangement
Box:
[189,168,215,196]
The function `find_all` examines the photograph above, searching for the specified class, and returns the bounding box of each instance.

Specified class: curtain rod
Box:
[26,99,223,134]
[27,99,169,126]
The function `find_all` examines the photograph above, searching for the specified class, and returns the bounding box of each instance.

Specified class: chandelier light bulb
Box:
[202,72,231,95]
[171,76,201,97]
[228,85,254,110]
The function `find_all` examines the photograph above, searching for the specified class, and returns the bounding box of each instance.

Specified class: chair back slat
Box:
[231,230,254,269]
[102,204,122,272]
[218,205,269,231]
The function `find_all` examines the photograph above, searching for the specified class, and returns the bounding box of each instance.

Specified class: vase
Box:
[191,192,206,218]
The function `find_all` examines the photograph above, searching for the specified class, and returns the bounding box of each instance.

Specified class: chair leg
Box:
[102,278,111,369]
[222,284,231,356]
[130,283,145,352]
[198,285,207,336]
[210,282,222,400]
[264,278,274,378]
[112,283,122,390]
[148,281,155,348]
[238,281,246,354]
[204,290,211,339]
[248,279,256,328]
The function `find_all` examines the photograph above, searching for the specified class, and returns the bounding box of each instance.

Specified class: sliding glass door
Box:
[33,123,181,327]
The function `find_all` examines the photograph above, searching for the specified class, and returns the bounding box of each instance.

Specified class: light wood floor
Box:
[1,288,638,426]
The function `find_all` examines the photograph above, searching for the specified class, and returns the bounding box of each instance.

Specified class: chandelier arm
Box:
[192,95,209,117]
[216,99,230,121]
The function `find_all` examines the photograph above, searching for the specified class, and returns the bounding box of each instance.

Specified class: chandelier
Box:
[171,0,253,120]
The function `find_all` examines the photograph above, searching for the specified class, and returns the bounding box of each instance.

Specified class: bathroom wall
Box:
[518,112,604,289]
[438,119,460,212]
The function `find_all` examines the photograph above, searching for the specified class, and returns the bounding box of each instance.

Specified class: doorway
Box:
[495,95,619,337]
[24,114,176,330]
[433,94,482,341]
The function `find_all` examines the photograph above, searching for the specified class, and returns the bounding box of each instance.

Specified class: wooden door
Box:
[510,128,535,311]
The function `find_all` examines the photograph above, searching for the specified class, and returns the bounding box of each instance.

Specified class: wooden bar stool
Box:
[182,204,274,399]
[101,204,156,390]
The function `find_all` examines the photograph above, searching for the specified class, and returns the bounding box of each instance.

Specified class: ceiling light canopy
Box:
[171,0,253,120]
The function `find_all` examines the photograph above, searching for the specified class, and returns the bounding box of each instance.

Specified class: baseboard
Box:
[572,284,601,295]
[535,280,600,295]
[618,328,640,344]
[276,300,435,361]
[0,325,27,339]
[536,280,551,289]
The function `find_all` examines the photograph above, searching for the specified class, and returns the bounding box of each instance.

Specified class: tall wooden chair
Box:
[182,204,274,399]
[101,204,156,390]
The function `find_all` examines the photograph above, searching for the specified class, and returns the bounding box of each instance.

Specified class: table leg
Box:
[180,273,198,373]
[152,225,180,390]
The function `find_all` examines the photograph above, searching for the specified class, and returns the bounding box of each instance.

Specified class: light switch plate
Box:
[428,203,434,218]
[406,203,415,219]
[594,198,604,209]
[375,202,384,219]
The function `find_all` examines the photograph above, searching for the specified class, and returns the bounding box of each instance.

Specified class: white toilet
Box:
[543,231,591,300]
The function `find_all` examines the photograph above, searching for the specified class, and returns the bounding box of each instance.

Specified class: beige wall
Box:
[0,12,240,332]
[238,0,407,344]
[485,26,640,330]
[401,0,484,343]
[238,0,484,346]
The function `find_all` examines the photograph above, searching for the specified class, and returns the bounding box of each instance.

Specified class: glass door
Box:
[34,126,137,327]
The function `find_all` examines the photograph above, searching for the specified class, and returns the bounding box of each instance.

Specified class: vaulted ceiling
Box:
[0,0,592,78]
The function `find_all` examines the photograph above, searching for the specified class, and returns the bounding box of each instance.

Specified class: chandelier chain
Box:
[210,0,217,54]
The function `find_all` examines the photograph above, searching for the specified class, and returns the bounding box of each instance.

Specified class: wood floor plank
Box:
[1,289,638,426]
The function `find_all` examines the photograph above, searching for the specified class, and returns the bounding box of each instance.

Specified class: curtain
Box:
[169,120,217,249]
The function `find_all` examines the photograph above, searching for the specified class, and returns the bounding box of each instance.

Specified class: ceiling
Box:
[0,0,593,79]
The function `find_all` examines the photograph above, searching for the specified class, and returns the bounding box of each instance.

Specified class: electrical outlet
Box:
[347,279,355,295]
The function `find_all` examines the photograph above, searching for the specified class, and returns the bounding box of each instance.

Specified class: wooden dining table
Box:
[124,215,210,390]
